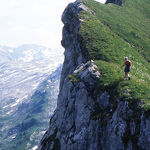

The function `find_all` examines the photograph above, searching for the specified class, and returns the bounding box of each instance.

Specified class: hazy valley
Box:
[0,44,63,150]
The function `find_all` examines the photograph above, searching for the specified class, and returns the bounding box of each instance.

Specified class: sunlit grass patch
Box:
[82,0,150,62]
[79,0,150,113]
[95,60,150,113]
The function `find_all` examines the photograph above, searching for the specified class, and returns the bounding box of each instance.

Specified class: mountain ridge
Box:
[0,44,63,63]
[38,0,150,149]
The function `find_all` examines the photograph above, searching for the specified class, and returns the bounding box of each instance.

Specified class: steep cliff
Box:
[39,0,150,149]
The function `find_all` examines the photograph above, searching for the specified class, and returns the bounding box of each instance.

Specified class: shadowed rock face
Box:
[60,0,88,93]
[38,1,150,150]
[105,0,122,6]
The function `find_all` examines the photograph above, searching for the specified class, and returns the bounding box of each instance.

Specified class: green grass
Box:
[68,74,80,82]
[78,0,150,114]
[82,0,150,62]
[95,61,150,110]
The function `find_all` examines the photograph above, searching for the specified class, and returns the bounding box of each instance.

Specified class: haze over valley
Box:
[0,44,63,149]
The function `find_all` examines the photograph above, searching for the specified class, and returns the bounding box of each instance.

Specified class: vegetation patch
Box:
[68,74,80,82]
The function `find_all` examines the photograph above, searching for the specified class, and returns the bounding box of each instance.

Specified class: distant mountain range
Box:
[0,44,63,149]
[0,44,63,63]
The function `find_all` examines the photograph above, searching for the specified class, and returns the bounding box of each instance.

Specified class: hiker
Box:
[121,57,131,80]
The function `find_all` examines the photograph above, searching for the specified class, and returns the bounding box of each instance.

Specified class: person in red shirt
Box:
[121,57,131,80]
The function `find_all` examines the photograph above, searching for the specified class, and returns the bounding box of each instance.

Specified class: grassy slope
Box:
[78,0,150,113]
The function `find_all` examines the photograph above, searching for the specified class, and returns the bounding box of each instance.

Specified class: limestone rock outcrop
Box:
[105,0,122,6]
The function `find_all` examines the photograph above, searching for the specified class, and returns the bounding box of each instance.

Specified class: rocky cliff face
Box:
[38,1,150,150]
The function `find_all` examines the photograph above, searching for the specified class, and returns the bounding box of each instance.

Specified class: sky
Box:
[0,0,106,49]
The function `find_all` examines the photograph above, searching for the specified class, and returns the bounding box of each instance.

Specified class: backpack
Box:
[126,60,131,67]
